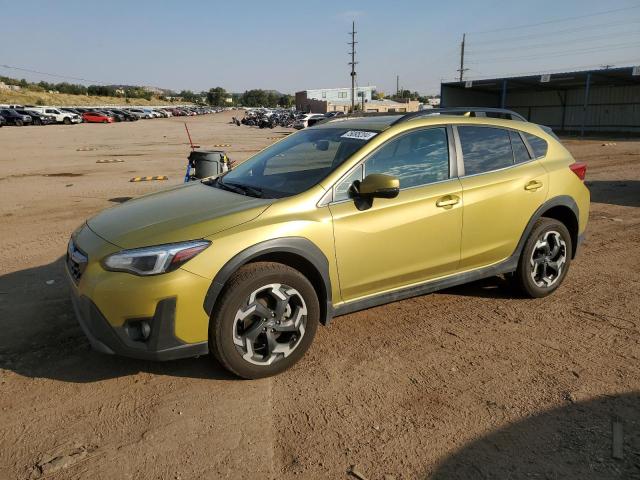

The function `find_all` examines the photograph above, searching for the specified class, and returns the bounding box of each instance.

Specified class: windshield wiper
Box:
[225,181,263,198]
[214,178,263,198]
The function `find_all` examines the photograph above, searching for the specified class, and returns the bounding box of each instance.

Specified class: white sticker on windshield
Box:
[341,130,377,141]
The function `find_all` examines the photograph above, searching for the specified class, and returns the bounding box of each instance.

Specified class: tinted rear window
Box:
[523,133,548,158]
[458,126,513,175]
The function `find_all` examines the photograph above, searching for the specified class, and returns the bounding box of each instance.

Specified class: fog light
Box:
[140,321,151,340]
[126,319,152,342]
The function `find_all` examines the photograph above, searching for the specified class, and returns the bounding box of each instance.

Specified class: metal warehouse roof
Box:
[441,66,640,93]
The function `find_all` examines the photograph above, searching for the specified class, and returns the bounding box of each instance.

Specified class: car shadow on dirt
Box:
[428,391,640,479]
[443,276,517,299]
[0,257,238,383]
[586,180,640,208]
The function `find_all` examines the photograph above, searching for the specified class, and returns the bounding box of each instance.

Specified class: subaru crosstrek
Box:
[66,109,589,379]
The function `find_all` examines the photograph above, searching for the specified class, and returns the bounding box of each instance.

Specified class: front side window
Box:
[364,127,450,189]
[334,164,364,202]
[217,128,375,198]
[458,126,513,175]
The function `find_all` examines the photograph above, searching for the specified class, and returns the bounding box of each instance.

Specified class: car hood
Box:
[87,181,274,249]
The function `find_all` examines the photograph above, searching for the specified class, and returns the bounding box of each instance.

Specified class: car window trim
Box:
[326,124,456,205]
[452,124,539,179]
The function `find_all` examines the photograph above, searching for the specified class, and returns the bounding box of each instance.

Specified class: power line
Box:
[0,63,106,84]
[470,5,640,34]
[469,42,640,64]
[468,29,640,55]
[469,18,640,46]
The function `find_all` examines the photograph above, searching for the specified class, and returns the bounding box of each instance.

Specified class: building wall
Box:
[301,86,374,104]
[441,82,640,133]
[364,100,420,113]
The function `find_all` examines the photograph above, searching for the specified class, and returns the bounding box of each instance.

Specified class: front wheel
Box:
[15,120,23,126]
[209,262,319,379]
[511,218,572,298]
[63,117,71,125]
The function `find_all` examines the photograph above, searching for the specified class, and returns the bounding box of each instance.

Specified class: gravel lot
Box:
[0,112,638,479]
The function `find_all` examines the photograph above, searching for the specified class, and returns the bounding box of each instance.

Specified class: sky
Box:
[1,0,639,96]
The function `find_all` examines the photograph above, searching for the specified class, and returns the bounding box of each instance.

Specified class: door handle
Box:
[436,195,460,208]
[524,180,543,191]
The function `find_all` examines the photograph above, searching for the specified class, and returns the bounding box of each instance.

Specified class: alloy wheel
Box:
[232,283,307,366]
[530,230,567,288]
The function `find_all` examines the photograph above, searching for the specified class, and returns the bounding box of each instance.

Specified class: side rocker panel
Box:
[334,195,580,317]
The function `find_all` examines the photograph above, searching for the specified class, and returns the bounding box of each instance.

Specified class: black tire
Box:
[512,218,572,298]
[33,118,42,126]
[15,120,23,127]
[63,117,71,125]
[209,261,320,379]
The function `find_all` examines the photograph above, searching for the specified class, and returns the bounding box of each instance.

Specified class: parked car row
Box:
[0,104,224,127]
[235,108,345,130]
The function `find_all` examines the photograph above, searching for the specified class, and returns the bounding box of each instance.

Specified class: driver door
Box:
[328,127,463,302]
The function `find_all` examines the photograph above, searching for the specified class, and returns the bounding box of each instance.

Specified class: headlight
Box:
[102,240,210,276]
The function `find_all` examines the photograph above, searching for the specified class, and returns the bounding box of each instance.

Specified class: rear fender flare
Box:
[513,195,579,260]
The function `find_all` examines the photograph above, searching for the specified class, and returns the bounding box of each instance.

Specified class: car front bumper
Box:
[66,224,212,361]
[69,290,208,361]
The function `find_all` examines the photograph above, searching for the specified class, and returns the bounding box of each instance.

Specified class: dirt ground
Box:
[0,112,638,480]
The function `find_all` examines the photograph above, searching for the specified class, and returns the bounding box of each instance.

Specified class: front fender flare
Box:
[203,237,333,325]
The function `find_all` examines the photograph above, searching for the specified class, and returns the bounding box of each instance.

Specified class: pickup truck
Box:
[25,107,81,125]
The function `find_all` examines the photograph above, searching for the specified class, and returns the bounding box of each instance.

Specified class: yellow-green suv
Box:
[67,108,589,378]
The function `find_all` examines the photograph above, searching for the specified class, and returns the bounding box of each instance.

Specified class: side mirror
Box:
[358,173,400,199]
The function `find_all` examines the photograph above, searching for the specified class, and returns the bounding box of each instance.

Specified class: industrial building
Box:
[295,85,419,114]
[440,66,640,134]
[296,86,373,113]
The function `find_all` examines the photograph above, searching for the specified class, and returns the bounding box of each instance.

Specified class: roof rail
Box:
[391,107,527,125]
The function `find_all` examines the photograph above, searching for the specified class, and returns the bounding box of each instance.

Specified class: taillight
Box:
[569,162,587,181]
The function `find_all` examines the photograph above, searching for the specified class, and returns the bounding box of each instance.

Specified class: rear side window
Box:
[510,131,531,163]
[523,133,548,158]
[458,126,513,175]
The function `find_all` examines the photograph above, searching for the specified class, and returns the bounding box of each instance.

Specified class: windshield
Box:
[215,128,377,198]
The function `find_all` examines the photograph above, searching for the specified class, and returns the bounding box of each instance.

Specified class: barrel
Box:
[189,150,225,179]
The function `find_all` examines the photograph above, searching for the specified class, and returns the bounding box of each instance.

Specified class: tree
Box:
[239,89,269,107]
[179,90,199,102]
[278,94,294,108]
[206,87,227,106]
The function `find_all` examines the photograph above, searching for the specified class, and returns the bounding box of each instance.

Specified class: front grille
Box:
[66,239,88,284]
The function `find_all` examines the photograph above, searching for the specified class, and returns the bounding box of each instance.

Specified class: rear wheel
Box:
[512,218,572,298]
[209,262,319,379]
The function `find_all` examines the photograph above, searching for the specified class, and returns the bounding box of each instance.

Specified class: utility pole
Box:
[458,33,469,82]
[348,21,358,113]
[396,75,399,97]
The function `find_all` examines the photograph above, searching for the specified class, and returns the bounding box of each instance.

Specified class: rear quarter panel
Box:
[539,137,590,234]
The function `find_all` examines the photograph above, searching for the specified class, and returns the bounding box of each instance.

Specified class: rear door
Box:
[456,125,548,270]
